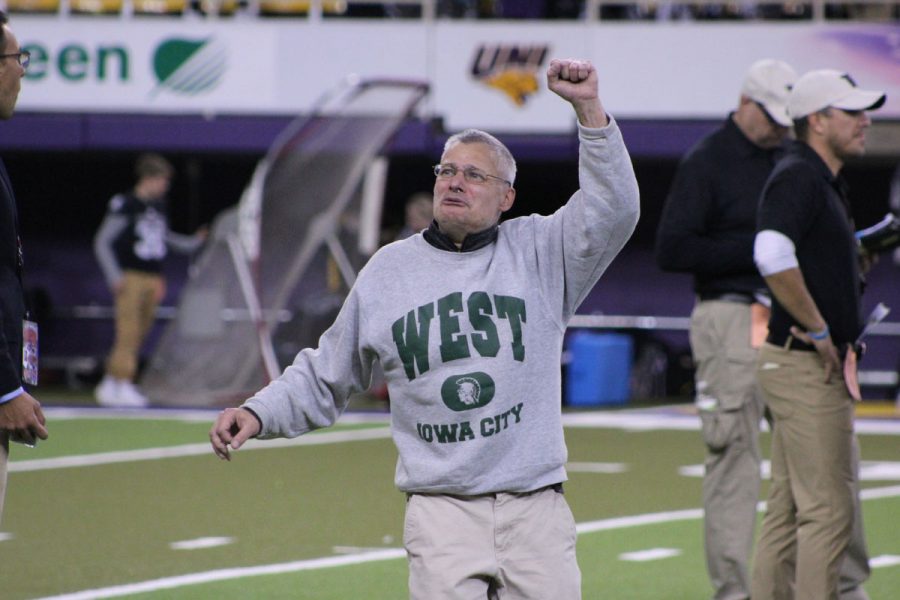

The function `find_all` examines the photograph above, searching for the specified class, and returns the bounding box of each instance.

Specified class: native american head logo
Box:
[441,372,496,412]
[455,377,481,406]
[471,44,550,107]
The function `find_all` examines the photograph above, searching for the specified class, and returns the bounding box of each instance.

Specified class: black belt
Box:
[767,332,860,359]
[407,482,563,500]
[699,292,755,305]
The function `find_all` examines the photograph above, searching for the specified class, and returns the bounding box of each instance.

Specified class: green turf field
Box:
[2,399,898,599]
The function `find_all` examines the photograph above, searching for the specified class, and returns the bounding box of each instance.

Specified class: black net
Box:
[141,79,428,406]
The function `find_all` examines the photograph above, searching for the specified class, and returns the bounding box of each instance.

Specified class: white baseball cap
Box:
[741,59,797,127]
[788,69,886,119]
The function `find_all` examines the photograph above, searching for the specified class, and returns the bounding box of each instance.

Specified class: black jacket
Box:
[656,116,779,298]
[0,158,24,396]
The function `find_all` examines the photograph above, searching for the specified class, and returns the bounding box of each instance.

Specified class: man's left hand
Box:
[790,325,842,384]
[547,58,607,128]
[0,392,48,447]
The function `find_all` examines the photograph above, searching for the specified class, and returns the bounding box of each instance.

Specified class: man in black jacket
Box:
[656,59,797,600]
[0,11,49,522]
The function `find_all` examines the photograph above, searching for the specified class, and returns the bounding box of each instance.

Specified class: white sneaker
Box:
[94,376,120,407]
[94,377,148,408]
[117,381,149,408]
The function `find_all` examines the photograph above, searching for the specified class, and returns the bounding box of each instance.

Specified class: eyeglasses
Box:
[0,51,30,70]
[434,164,511,187]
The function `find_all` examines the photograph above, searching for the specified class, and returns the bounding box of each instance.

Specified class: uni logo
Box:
[151,37,227,97]
[441,372,496,412]
[470,44,549,107]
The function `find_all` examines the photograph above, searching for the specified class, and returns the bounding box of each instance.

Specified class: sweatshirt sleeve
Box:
[241,286,375,439]
[93,213,127,289]
[166,230,204,254]
[529,117,640,323]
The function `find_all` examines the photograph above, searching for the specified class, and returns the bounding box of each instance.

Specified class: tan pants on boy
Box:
[106,271,163,381]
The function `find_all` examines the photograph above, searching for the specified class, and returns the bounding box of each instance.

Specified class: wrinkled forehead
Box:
[440,141,497,171]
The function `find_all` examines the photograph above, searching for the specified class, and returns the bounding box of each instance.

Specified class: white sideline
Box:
[561,409,900,435]
[33,486,900,600]
[40,404,900,433]
[13,407,900,473]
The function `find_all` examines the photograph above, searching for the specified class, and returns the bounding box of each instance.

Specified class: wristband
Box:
[809,324,830,341]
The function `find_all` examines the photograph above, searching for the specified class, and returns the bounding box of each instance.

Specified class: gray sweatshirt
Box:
[244,119,640,495]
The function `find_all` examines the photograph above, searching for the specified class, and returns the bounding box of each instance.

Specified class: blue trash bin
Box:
[565,331,633,406]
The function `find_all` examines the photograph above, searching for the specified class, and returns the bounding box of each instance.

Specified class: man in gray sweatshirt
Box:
[210,57,640,599]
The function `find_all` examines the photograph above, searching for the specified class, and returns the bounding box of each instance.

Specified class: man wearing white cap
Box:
[752,69,886,600]
[656,59,796,600]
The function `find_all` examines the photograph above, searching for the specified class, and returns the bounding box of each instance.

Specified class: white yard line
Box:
[33,549,408,600]
[32,486,900,600]
[619,548,682,562]
[576,507,704,533]
[9,427,392,473]
[41,406,391,425]
[871,555,900,568]
[169,537,235,551]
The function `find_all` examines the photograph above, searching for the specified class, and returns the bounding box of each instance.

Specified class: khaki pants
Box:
[404,486,580,599]
[106,271,163,381]
[0,431,7,523]
[752,343,866,600]
[690,300,765,600]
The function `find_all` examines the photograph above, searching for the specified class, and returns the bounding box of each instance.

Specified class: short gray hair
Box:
[443,129,517,187]
[0,12,9,50]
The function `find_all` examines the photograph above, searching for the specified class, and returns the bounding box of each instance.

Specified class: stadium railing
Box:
[4,0,897,21]
[43,305,900,396]
[568,314,900,390]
